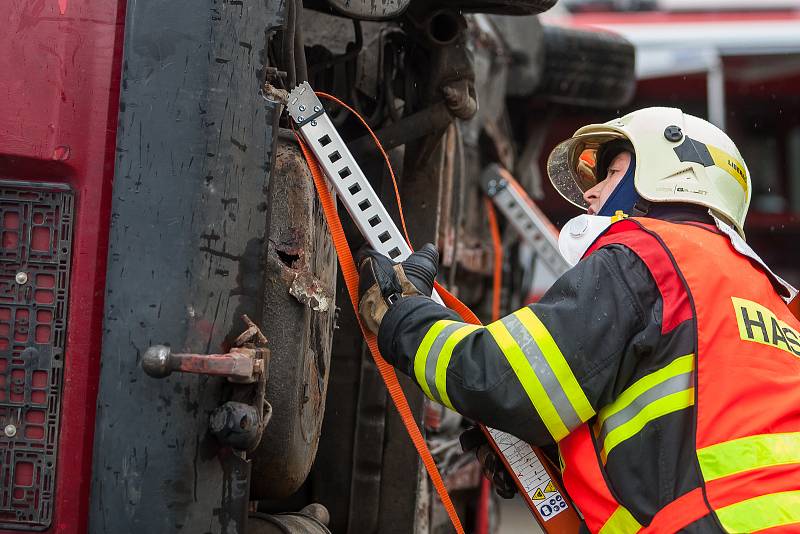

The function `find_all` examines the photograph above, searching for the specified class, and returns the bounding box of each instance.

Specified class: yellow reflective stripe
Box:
[707,144,748,193]
[596,354,694,429]
[698,432,800,482]
[601,388,694,461]
[514,307,595,423]
[716,490,800,533]
[598,506,642,534]
[414,320,456,401]
[486,320,570,441]
[434,324,481,410]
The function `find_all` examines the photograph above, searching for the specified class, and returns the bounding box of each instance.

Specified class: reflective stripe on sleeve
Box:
[514,308,596,423]
[414,320,459,403]
[413,319,481,410]
[486,308,595,441]
[598,505,642,534]
[596,354,695,461]
[697,432,800,482]
[716,490,800,533]
[434,324,481,409]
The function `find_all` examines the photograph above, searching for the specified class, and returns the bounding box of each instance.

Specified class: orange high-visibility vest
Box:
[559,218,800,533]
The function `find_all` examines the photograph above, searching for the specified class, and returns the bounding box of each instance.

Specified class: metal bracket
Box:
[481,163,570,277]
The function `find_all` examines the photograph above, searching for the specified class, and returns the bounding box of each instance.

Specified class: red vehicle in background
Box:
[522,1,800,316]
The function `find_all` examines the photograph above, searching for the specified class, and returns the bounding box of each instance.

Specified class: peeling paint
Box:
[289,271,332,312]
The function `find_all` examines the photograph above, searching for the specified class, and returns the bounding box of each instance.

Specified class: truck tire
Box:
[536,25,636,109]
[248,504,332,534]
[490,15,546,96]
[437,0,557,15]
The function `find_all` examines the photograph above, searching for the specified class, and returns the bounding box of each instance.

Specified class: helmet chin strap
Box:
[632,199,651,217]
[597,153,640,217]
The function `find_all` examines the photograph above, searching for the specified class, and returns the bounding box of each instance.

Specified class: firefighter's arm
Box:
[371,245,652,446]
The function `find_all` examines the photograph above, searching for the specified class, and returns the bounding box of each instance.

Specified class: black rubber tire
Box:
[536,25,636,109]
[490,15,546,96]
[436,0,557,15]
[248,506,332,534]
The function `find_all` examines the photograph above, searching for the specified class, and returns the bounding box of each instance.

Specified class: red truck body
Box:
[0,1,125,531]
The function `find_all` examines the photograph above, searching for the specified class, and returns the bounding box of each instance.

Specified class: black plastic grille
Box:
[0,180,73,530]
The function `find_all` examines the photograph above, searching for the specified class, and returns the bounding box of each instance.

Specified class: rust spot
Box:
[51,146,70,161]
[289,271,332,312]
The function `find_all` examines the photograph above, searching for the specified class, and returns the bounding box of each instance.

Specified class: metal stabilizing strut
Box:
[482,163,570,277]
[287,82,579,531]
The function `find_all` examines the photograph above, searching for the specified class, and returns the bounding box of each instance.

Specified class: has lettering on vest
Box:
[732,297,800,357]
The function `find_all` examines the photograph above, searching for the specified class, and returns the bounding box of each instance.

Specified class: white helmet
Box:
[547,107,751,236]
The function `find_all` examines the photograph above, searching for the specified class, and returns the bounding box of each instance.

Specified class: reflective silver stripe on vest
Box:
[501,313,583,433]
[597,371,694,445]
[423,322,465,404]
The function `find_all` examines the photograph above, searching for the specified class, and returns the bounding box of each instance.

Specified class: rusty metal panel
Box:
[251,142,337,499]
[88,0,284,532]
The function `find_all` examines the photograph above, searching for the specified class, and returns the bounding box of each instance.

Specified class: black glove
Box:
[356,243,439,334]
[460,427,518,499]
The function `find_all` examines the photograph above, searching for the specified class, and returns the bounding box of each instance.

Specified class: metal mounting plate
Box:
[482,165,570,277]
[0,180,73,530]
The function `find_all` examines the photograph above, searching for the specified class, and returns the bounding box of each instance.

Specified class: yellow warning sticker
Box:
[545,481,556,494]
[533,488,546,501]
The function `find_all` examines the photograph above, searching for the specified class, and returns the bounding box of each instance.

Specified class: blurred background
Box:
[519,0,800,318]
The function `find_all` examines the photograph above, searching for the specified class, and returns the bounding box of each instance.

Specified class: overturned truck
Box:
[0,1,634,533]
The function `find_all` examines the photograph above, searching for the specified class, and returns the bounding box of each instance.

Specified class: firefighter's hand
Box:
[356,243,439,334]
[460,427,518,500]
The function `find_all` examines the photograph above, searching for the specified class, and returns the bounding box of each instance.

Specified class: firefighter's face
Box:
[583,151,632,215]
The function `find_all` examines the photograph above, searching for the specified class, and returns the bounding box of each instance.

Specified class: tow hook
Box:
[142,315,271,452]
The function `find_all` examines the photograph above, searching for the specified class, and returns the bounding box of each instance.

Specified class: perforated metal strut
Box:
[287,82,443,304]
[482,164,570,277]
[288,83,575,528]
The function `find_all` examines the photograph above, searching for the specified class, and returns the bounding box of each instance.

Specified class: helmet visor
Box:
[547,133,625,209]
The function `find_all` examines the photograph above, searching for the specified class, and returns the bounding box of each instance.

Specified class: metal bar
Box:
[482,164,570,277]
[287,82,444,305]
[141,345,260,381]
[348,102,453,156]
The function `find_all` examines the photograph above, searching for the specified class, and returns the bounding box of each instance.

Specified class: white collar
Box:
[557,213,798,304]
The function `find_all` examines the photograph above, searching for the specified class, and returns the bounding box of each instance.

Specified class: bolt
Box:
[313,106,321,112]
[15,272,28,285]
[298,116,304,122]
[4,424,16,438]
[664,125,683,142]
[310,120,317,127]
[299,104,306,112]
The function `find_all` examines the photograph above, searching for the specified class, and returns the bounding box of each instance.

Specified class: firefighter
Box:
[357,107,800,533]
